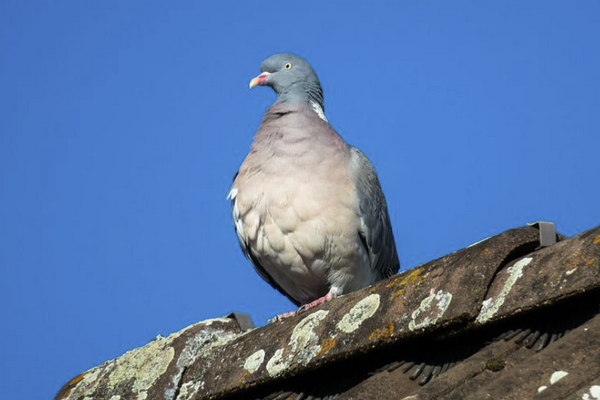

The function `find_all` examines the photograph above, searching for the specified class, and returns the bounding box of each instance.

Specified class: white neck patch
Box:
[310,100,328,122]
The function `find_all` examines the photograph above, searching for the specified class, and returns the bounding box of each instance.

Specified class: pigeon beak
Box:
[249,72,271,88]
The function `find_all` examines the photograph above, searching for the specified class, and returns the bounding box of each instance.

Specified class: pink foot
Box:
[298,291,337,313]
[268,310,297,324]
[268,290,338,324]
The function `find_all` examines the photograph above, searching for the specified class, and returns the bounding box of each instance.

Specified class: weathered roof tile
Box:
[56,223,600,400]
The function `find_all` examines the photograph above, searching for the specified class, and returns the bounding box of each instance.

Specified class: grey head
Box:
[249,53,324,112]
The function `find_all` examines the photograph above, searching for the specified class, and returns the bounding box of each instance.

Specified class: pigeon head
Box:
[249,53,324,111]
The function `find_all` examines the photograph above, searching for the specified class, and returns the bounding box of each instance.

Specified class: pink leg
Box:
[268,289,339,324]
[297,291,337,313]
[268,310,297,324]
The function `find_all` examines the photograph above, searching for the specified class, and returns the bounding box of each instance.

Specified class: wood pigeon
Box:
[229,54,400,315]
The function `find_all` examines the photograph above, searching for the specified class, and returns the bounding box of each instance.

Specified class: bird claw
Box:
[268,291,338,323]
[298,291,336,312]
[268,310,297,324]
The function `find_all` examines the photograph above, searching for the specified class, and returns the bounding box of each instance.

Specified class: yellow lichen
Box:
[388,268,425,300]
[565,251,597,269]
[594,234,600,245]
[392,288,406,300]
[317,338,336,356]
[386,276,402,288]
[368,321,395,341]
[238,371,250,386]
[57,372,86,399]
[68,373,86,386]
[481,248,490,255]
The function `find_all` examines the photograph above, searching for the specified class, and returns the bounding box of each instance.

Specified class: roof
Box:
[56,222,600,400]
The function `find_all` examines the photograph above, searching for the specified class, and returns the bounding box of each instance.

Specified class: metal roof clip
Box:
[527,221,557,248]
[227,311,256,331]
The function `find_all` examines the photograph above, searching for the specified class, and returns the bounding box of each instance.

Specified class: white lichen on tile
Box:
[61,365,103,399]
[534,370,570,397]
[107,335,175,396]
[201,317,234,326]
[408,290,453,331]
[550,370,569,384]
[175,380,205,400]
[80,366,103,389]
[582,385,600,400]
[61,362,114,400]
[166,324,240,400]
[109,396,121,400]
[265,310,329,377]
[266,348,288,377]
[337,294,380,333]
[244,349,266,373]
[62,318,241,400]
[476,257,532,324]
[566,267,577,276]
[289,310,329,365]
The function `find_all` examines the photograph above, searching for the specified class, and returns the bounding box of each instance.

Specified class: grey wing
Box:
[350,147,400,279]
[227,175,302,306]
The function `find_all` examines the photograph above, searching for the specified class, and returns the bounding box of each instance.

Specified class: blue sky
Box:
[1,1,599,398]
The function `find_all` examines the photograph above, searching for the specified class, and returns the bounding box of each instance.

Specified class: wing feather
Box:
[350,147,400,279]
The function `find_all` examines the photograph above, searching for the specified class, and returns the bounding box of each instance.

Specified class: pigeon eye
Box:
[284,62,293,70]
